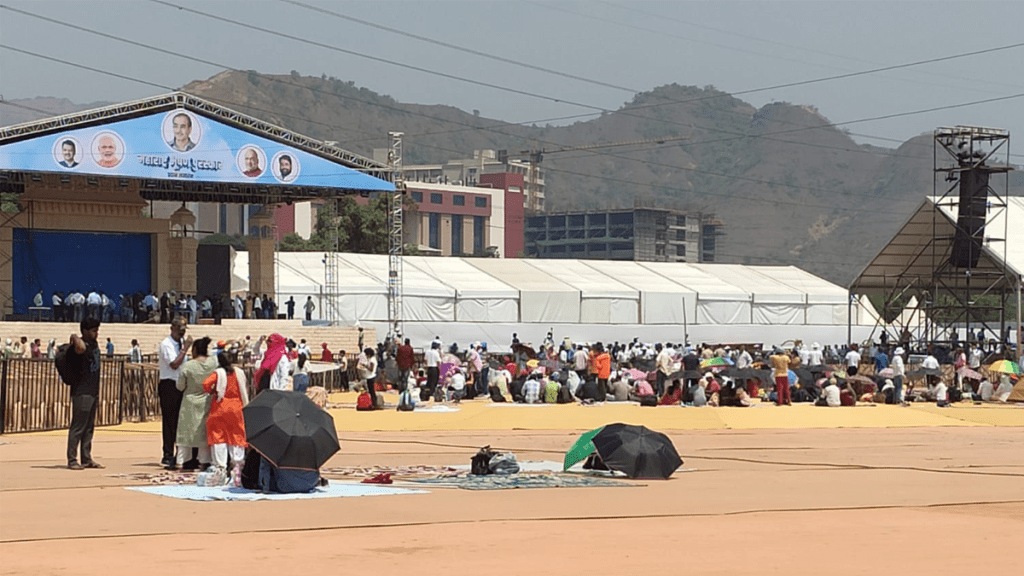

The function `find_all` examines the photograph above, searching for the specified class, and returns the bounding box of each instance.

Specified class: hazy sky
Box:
[2,0,1022,152]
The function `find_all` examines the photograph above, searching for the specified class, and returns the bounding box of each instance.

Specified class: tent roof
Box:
[637,262,751,301]
[404,257,518,299]
[852,196,1023,291]
[580,260,698,297]
[520,259,638,299]
[468,258,578,293]
[690,264,806,303]
[748,265,848,303]
[339,253,453,298]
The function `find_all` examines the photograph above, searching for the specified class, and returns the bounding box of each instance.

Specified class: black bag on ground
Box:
[419,386,433,402]
[639,395,658,407]
[471,446,496,475]
[582,452,609,471]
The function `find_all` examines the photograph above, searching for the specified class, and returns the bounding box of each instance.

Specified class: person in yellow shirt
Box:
[769,347,792,405]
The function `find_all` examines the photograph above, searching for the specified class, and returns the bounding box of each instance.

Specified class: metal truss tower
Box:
[322,199,340,324]
[929,125,1012,344]
[387,132,405,339]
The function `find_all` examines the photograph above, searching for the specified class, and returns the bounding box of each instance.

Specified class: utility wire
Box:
[1,43,1018,220]
[143,0,1024,152]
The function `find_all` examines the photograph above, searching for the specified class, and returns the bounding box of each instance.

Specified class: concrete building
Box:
[379,148,546,213]
[524,207,721,262]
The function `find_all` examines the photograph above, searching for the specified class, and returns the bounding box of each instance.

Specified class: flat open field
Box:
[1,398,1022,576]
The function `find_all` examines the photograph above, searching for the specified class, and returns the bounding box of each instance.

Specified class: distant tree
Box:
[199,233,246,250]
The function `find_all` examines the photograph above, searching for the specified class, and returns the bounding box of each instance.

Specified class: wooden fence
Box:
[0,357,347,433]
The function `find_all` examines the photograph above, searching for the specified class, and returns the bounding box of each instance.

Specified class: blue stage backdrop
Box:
[12,229,151,315]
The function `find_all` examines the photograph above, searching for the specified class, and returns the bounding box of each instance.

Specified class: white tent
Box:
[339,253,455,322]
[581,260,696,325]
[520,259,640,324]
[404,256,519,323]
[229,252,874,346]
[690,264,808,325]
[748,265,850,325]
[638,262,752,324]
[468,258,580,323]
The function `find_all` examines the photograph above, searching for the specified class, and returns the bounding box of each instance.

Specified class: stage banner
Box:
[0,109,392,191]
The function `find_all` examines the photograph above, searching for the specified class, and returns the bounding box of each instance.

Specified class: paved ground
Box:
[1,400,1021,575]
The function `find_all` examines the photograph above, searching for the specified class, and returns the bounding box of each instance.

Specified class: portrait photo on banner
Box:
[162,110,202,153]
[91,131,125,169]
[53,136,81,169]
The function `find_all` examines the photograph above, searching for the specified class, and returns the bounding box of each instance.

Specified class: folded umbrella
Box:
[243,390,340,470]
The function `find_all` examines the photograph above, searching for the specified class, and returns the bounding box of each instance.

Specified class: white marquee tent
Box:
[232,252,876,346]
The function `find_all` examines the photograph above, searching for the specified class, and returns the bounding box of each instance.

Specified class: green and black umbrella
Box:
[243,390,340,470]
[564,423,682,479]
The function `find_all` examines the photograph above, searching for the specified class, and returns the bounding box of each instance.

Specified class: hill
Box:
[7,72,1021,285]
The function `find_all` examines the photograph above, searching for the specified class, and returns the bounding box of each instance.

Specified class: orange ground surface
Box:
[1,401,1022,575]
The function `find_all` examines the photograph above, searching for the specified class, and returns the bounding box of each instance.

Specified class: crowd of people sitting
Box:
[352,331,1021,411]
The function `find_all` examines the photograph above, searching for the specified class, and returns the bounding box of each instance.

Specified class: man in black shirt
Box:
[66,318,104,470]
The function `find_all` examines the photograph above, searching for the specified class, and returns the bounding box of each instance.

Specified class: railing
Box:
[0,357,347,433]
[1,358,122,433]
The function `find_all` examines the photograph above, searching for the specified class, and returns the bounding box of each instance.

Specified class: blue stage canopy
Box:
[0,108,393,193]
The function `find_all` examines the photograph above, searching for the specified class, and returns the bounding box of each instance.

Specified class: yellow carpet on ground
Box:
[31,394,1022,437]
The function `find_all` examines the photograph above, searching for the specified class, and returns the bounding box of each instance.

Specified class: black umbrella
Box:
[723,367,772,383]
[590,423,682,479]
[243,390,340,470]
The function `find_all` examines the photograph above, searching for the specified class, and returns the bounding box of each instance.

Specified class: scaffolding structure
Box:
[854,126,1015,349]
[322,199,340,324]
[387,132,405,339]
[926,126,1013,344]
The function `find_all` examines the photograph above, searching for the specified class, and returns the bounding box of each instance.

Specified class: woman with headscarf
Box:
[173,337,217,471]
[202,348,249,486]
[253,333,290,392]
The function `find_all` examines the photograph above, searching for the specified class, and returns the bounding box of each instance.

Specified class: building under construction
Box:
[524,207,722,262]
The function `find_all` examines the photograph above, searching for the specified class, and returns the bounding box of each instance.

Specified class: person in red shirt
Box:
[320,342,334,363]
[396,338,416,392]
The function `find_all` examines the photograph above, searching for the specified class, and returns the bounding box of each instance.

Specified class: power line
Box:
[278,0,637,94]
[594,0,1024,92]
[2,6,1019,211]
[2,41,1018,216]
[143,0,1024,155]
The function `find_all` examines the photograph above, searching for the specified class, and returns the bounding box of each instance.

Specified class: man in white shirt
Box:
[33,290,43,308]
[424,341,441,398]
[844,344,862,376]
[891,346,907,405]
[822,378,842,407]
[157,318,192,469]
[968,345,983,370]
[977,378,994,401]
[933,380,949,407]
[807,343,824,366]
[447,368,466,402]
[86,290,102,321]
[736,346,753,370]
[655,343,672,397]
[51,292,64,322]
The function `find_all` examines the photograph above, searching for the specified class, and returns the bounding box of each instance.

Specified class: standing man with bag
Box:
[64,318,104,470]
[158,318,192,469]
